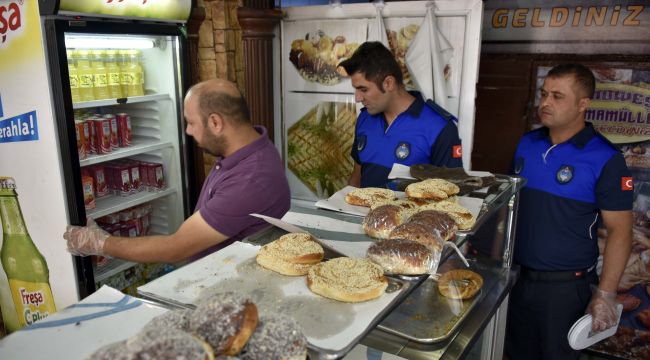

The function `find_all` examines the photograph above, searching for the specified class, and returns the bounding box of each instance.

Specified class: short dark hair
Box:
[197,88,251,125]
[546,63,596,99]
[339,41,403,91]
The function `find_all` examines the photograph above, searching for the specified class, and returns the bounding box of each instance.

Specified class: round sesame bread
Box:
[405,179,460,201]
[307,257,388,303]
[363,203,416,239]
[256,233,324,276]
[389,221,445,251]
[437,269,483,300]
[344,187,396,207]
[419,201,475,230]
[125,327,215,360]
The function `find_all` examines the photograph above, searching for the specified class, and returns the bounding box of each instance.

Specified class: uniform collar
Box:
[405,91,425,117]
[216,126,268,170]
[536,122,596,149]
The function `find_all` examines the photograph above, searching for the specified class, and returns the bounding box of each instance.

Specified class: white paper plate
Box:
[567,304,623,350]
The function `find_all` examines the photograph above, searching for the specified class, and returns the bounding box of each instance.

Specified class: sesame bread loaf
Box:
[405,179,460,201]
[367,239,434,275]
[307,257,388,303]
[345,187,396,207]
[256,233,324,276]
[363,203,416,239]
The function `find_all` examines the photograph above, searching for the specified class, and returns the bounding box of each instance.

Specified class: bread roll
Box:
[367,239,434,275]
[437,269,483,299]
[256,233,324,276]
[307,257,388,302]
[407,210,458,241]
[419,201,476,230]
[363,203,415,239]
[405,179,460,201]
[345,187,396,207]
[389,221,445,251]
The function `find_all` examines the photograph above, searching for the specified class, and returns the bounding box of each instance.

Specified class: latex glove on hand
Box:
[63,218,109,256]
[586,288,619,333]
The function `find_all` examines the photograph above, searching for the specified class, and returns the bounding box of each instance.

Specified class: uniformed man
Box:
[506,64,633,359]
[338,41,463,189]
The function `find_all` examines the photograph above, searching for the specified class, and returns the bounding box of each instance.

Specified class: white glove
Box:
[63,218,109,256]
[586,288,619,333]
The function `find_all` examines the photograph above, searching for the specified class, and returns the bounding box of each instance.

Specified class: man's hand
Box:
[586,288,619,333]
[63,218,109,256]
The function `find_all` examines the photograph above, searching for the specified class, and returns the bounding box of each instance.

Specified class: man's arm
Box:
[348,163,361,187]
[598,209,633,292]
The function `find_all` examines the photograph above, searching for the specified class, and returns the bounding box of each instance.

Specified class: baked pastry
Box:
[389,221,445,250]
[256,233,324,276]
[363,203,416,239]
[437,269,483,299]
[189,292,258,356]
[367,238,434,275]
[419,201,476,230]
[240,314,307,360]
[307,257,388,302]
[345,187,396,207]
[405,178,460,201]
[88,340,131,360]
[617,293,641,312]
[143,308,193,332]
[407,210,458,241]
[125,327,215,360]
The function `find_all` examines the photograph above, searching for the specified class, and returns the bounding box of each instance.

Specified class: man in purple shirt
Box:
[64,79,290,263]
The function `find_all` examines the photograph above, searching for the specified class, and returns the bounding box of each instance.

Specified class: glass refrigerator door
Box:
[64,32,189,294]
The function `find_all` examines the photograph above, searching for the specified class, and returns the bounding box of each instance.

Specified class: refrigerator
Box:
[0,0,195,329]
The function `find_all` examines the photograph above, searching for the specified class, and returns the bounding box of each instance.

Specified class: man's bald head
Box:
[187,79,250,126]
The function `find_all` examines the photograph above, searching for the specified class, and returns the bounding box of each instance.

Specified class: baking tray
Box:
[137,226,423,360]
[376,258,487,344]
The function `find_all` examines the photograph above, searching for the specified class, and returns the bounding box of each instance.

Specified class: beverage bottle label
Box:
[8,279,56,327]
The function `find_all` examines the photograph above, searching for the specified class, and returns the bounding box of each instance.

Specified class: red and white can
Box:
[75,120,87,160]
[116,113,132,147]
[85,118,97,154]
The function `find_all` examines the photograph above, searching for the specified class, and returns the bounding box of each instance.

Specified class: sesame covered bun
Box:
[307,257,388,302]
[344,187,396,207]
[363,203,416,239]
[419,201,475,230]
[256,233,324,276]
[405,178,460,201]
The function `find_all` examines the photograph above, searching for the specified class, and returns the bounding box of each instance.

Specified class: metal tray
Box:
[376,258,489,344]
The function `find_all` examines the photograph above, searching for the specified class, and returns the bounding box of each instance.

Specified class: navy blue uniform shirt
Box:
[512,123,632,271]
[351,92,462,188]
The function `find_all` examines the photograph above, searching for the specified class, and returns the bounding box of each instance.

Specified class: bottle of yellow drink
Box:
[117,50,129,96]
[0,177,56,332]
[105,50,123,99]
[124,49,144,97]
[67,49,81,103]
[76,50,95,102]
[90,50,110,100]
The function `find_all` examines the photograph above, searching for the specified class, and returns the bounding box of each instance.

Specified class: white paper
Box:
[320,239,373,259]
[137,242,403,353]
[282,211,365,234]
[387,163,415,180]
[251,213,312,235]
[0,286,167,359]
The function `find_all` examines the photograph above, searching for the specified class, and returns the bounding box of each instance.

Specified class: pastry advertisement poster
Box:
[284,93,358,201]
[532,64,650,358]
[382,17,421,92]
[283,19,367,93]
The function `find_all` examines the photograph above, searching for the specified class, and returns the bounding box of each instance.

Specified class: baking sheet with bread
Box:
[137,241,413,356]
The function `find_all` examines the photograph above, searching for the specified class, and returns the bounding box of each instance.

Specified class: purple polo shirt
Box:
[192,126,290,259]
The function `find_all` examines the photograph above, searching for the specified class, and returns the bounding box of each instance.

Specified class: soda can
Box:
[85,118,97,154]
[94,117,112,154]
[104,114,119,150]
[75,120,87,160]
[116,113,132,147]
[81,120,91,157]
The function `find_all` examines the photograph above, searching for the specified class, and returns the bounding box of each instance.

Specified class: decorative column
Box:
[237,6,282,143]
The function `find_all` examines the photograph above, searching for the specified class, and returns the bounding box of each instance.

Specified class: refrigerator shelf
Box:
[87,187,177,219]
[94,259,138,283]
[72,93,171,109]
[80,140,174,167]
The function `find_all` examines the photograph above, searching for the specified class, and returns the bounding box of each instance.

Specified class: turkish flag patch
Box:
[622,177,633,191]
[453,145,462,158]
